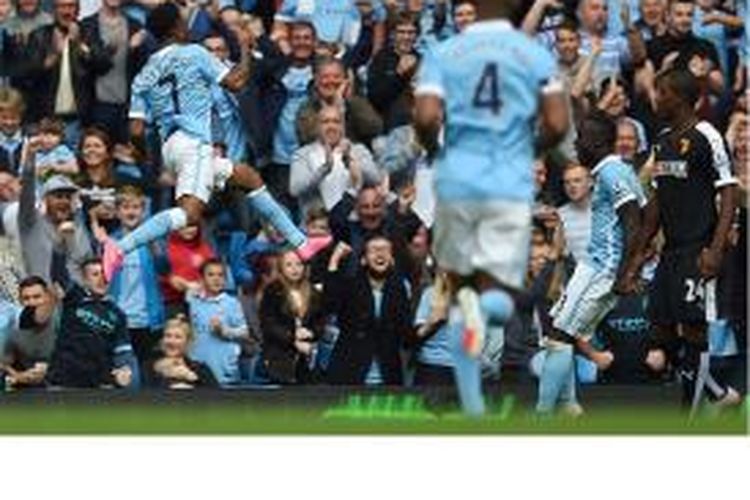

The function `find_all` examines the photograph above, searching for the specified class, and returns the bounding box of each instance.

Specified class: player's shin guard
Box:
[246,186,306,248]
[119,207,188,254]
[477,290,513,380]
[536,340,575,414]
[450,306,485,417]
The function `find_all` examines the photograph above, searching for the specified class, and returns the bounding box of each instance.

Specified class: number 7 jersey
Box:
[415,20,558,203]
[129,44,230,144]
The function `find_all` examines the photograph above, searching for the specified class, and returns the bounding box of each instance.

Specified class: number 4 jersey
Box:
[415,19,559,204]
[129,44,230,144]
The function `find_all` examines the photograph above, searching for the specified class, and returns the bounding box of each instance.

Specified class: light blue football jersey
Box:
[276,0,385,46]
[212,84,248,163]
[272,65,314,165]
[586,155,646,274]
[129,44,230,144]
[415,20,558,202]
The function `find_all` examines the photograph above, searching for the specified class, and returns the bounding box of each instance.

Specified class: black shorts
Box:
[647,246,717,325]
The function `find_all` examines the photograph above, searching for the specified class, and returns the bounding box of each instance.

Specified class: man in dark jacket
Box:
[45,254,136,389]
[236,20,317,209]
[367,11,420,132]
[16,0,99,139]
[79,0,150,143]
[325,235,412,385]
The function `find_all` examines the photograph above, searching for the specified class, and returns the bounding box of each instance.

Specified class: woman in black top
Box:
[143,315,217,389]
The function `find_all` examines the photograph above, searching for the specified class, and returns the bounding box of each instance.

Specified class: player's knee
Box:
[479,289,514,323]
[645,349,666,372]
[233,164,264,190]
[178,197,205,225]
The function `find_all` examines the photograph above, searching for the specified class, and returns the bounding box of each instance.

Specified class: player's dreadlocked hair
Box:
[147,2,181,43]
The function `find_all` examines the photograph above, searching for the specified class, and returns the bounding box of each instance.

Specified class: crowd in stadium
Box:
[0,0,746,414]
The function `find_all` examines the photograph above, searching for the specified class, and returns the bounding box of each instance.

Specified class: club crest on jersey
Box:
[679,138,691,155]
[653,160,688,179]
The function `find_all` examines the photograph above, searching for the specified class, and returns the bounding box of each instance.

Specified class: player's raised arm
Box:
[220,27,256,93]
[537,78,569,151]
[413,49,445,158]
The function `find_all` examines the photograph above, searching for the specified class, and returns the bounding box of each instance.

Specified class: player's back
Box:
[130,44,228,144]
[424,20,557,202]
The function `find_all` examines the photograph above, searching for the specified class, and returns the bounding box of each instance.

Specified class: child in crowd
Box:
[187,258,250,386]
[99,186,166,364]
[161,224,216,317]
[34,118,78,181]
[0,87,25,175]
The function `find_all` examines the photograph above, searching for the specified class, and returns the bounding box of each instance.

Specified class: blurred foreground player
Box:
[413,3,569,415]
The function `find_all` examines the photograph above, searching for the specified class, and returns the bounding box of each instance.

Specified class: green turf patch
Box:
[0,395,745,435]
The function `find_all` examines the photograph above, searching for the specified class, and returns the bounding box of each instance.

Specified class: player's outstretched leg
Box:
[536,338,575,415]
[100,206,190,281]
[233,165,331,260]
[449,306,485,417]
[457,287,514,358]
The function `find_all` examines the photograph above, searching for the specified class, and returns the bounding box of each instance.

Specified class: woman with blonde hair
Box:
[142,315,218,389]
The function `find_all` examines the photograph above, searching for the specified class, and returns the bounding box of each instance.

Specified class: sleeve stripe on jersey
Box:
[715,177,739,188]
[113,344,134,354]
[274,14,294,23]
[613,194,637,210]
[414,83,445,98]
[216,65,231,85]
[128,110,147,120]
[695,121,734,181]
[541,77,565,95]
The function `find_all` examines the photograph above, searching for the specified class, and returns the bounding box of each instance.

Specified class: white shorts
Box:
[162,130,234,204]
[550,261,618,340]
[432,199,531,289]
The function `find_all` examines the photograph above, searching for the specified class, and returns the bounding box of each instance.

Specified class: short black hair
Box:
[19,275,48,291]
[200,258,224,276]
[576,110,617,167]
[291,20,317,38]
[363,232,392,250]
[147,2,181,42]
[80,257,103,274]
[656,67,700,108]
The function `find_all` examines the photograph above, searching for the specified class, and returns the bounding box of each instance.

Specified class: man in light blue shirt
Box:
[414,9,569,415]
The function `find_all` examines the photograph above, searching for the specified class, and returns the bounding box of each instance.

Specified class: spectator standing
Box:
[557,162,593,266]
[160,224,215,318]
[259,250,326,384]
[18,136,93,284]
[45,255,136,389]
[0,86,24,175]
[325,237,412,385]
[80,0,149,143]
[296,57,383,148]
[290,105,380,217]
[0,276,58,389]
[187,258,250,386]
[18,0,97,143]
[367,11,420,132]
[104,186,165,363]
